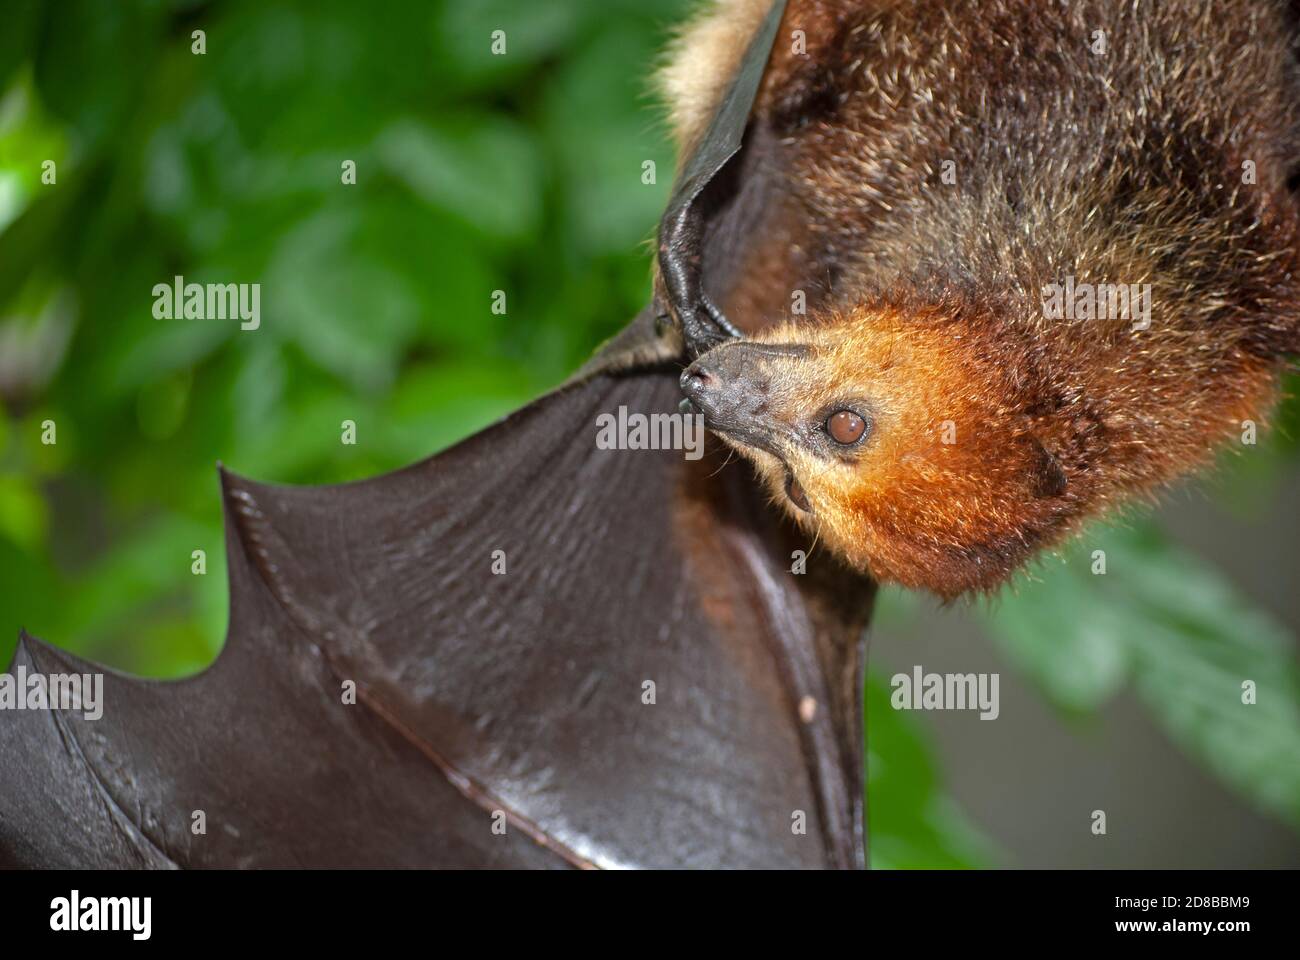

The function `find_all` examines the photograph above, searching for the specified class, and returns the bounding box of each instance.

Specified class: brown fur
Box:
[657,0,776,160]
[667,0,1300,596]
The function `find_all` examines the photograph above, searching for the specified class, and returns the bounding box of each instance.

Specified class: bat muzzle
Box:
[679,341,807,453]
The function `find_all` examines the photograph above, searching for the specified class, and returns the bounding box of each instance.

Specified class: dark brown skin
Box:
[669,0,1300,597]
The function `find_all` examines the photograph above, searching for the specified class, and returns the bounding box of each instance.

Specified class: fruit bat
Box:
[673,0,1300,597]
[9,0,1300,871]
[0,0,876,870]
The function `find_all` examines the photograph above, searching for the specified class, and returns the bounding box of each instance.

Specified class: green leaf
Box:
[0,0,42,95]
[866,671,998,868]
[434,0,586,88]
[1113,527,1300,831]
[985,520,1300,831]
[375,117,542,242]
[541,25,677,255]
[980,552,1130,713]
[0,473,47,551]
[32,0,162,149]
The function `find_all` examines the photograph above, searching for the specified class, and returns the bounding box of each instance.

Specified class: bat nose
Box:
[680,344,796,455]
[680,354,757,431]
[682,340,804,402]
[680,363,718,399]
[680,360,734,421]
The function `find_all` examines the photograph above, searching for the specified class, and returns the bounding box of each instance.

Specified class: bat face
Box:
[681,307,1075,597]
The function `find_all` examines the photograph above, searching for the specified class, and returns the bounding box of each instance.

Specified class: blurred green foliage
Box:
[979,517,1300,833]
[0,0,1296,867]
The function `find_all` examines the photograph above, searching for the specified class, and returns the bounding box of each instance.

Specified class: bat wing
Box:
[1,355,871,868]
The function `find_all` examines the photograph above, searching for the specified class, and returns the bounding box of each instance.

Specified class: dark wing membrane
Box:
[0,366,870,868]
[0,509,575,869]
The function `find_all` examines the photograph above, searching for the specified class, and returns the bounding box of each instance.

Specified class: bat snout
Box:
[681,342,804,452]
[679,355,754,426]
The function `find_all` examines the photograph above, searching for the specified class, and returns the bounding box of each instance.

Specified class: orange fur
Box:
[704,303,1278,597]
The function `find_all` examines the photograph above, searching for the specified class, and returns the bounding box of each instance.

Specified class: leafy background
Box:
[0,0,1296,867]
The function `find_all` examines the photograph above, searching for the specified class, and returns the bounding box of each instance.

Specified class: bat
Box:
[673,0,1300,597]
[16,0,1293,873]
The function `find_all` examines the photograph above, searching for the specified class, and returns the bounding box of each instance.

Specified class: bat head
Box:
[680,306,1074,597]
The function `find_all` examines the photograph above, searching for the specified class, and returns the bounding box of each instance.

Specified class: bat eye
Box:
[825,409,868,445]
